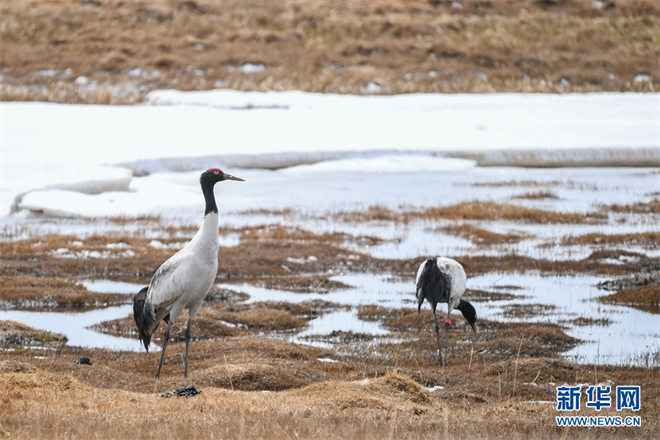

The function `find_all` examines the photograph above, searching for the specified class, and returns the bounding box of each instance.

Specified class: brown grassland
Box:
[1,201,659,439]
[1,0,658,104]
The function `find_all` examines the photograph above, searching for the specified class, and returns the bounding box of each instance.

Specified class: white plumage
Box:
[134,168,243,378]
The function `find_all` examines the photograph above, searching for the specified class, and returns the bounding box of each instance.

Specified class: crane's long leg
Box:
[184,317,192,378]
[433,311,443,366]
[155,323,172,379]
[444,322,449,368]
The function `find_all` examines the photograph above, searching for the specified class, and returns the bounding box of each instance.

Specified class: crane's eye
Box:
[213,171,219,175]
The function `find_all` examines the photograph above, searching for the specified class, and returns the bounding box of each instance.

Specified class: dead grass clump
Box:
[213,306,308,332]
[365,372,431,405]
[514,190,560,200]
[421,201,603,224]
[357,304,403,321]
[0,275,128,309]
[471,180,558,188]
[465,288,519,302]
[244,275,351,293]
[198,362,312,391]
[558,231,660,248]
[605,199,660,214]
[0,370,79,395]
[440,224,532,246]
[341,202,602,225]
[204,286,250,303]
[567,316,613,327]
[0,360,37,374]
[341,205,405,223]
[598,283,660,314]
[484,357,577,384]
[0,320,67,346]
[502,303,557,319]
[236,224,382,246]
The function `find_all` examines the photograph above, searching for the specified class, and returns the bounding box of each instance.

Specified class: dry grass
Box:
[242,275,352,293]
[1,0,658,104]
[598,283,660,314]
[0,320,66,346]
[471,179,560,187]
[554,231,660,249]
[1,325,658,439]
[514,190,560,200]
[0,275,128,309]
[604,199,660,214]
[439,224,532,245]
[345,201,605,224]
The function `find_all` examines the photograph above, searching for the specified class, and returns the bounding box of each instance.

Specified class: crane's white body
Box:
[145,212,219,333]
[134,167,244,378]
[415,257,467,316]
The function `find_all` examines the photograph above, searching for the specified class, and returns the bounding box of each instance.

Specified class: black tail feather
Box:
[416,258,449,314]
[133,287,154,352]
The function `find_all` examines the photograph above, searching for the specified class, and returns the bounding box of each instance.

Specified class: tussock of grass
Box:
[439,224,532,245]
[198,362,316,391]
[0,320,66,346]
[605,199,660,214]
[244,275,351,293]
[471,179,559,188]
[555,231,660,248]
[0,275,127,309]
[345,202,604,224]
[598,283,660,314]
[420,201,603,223]
[514,190,560,200]
[213,306,308,332]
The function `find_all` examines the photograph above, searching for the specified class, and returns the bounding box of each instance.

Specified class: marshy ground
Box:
[1,192,659,439]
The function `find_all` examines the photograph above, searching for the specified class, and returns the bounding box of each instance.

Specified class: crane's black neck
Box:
[201,181,218,215]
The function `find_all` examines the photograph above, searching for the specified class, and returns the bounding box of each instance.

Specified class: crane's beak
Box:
[223,172,245,182]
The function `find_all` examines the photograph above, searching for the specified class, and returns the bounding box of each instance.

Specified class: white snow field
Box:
[1,91,658,219]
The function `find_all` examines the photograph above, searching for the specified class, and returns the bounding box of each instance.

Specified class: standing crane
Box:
[133,168,244,378]
[415,257,477,367]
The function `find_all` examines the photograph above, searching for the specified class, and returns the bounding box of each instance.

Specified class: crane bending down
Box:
[133,168,244,378]
[415,257,477,367]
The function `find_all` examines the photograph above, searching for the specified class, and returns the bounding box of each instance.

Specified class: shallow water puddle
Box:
[468,273,660,366]
[0,305,142,351]
[81,280,145,294]
[2,275,658,366]
[228,273,659,366]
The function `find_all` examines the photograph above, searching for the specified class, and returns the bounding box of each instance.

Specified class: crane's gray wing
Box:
[146,251,194,315]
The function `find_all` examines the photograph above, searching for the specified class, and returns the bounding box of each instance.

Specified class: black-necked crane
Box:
[415,257,477,367]
[133,168,244,378]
